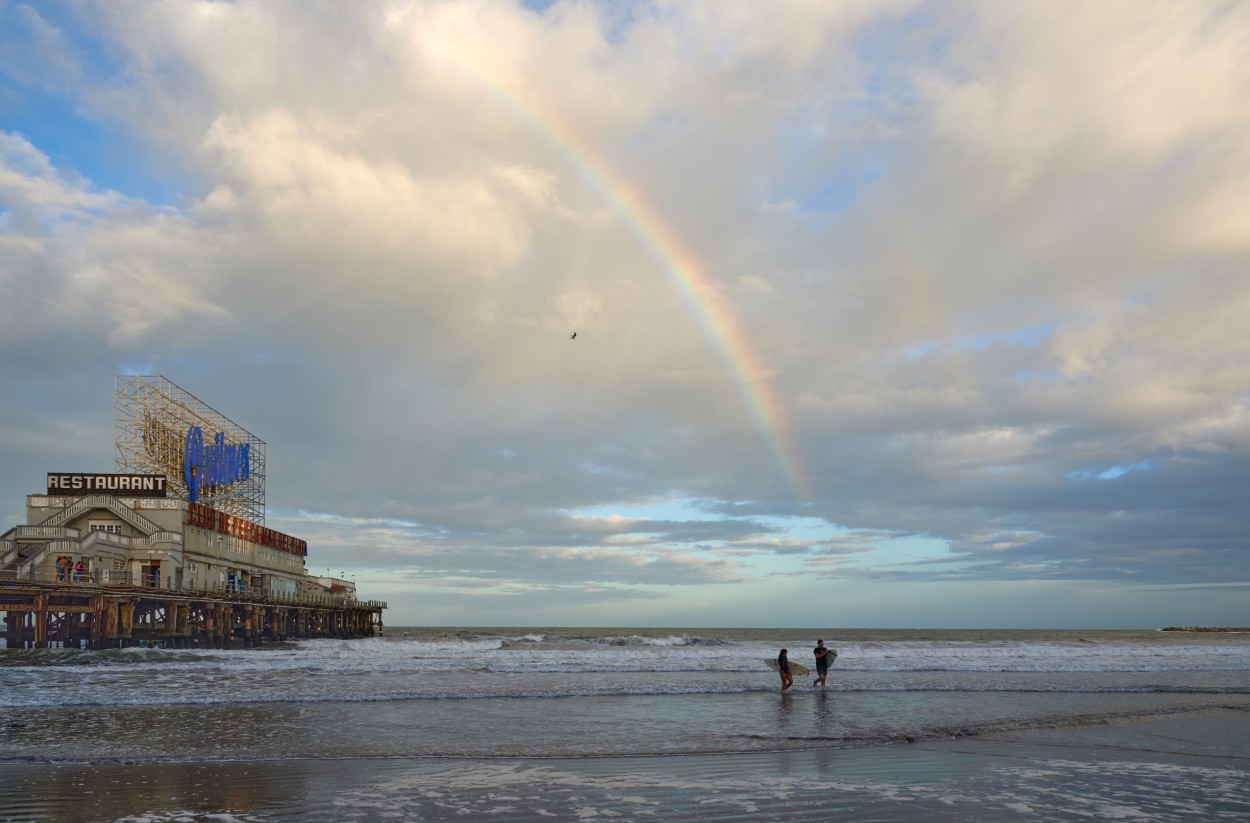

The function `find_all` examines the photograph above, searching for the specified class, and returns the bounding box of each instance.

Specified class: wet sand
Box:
[1,708,1247,822]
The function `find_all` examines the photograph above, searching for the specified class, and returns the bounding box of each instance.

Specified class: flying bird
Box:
[570,332,577,340]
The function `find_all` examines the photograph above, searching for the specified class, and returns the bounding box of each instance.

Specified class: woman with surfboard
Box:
[776,649,793,691]
[766,650,810,689]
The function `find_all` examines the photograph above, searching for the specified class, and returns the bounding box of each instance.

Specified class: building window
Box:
[89,521,123,535]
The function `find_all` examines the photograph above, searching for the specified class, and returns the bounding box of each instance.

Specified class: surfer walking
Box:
[813,639,835,687]
[777,649,793,691]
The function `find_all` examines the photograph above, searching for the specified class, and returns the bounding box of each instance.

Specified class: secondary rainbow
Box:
[434,43,807,497]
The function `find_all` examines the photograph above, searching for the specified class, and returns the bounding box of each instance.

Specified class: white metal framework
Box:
[114,375,266,523]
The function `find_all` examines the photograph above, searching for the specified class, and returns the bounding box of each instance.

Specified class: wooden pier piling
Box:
[0,579,384,649]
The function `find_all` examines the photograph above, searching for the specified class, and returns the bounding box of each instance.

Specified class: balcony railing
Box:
[9,525,81,540]
[0,567,385,610]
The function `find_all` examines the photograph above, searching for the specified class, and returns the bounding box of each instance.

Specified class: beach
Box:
[2,627,1247,821]
[2,709,1247,822]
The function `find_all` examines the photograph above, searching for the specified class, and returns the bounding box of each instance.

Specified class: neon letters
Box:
[183,426,249,502]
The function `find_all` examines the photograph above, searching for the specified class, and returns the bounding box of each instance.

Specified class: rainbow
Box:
[431,41,807,497]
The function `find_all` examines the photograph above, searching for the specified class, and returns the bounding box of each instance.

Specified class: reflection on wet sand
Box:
[1,710,1248,823]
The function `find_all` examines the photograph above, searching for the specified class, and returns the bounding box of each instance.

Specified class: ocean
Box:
[2,627,1248,821]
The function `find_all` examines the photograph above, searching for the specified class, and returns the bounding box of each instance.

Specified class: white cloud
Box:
[200,110,539,276]
[0,133,226,343]
[1,1,1249,625]
[0,132,121,222]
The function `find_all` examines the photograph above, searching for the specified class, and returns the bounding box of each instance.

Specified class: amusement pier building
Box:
[0,376,385,648]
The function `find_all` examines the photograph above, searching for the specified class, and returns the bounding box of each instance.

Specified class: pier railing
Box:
[0,567,385,611]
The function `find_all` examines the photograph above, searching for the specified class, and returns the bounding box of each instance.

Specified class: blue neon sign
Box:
[184,426,250,502]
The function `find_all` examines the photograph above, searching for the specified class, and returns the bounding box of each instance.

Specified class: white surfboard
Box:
[765,658,811,676]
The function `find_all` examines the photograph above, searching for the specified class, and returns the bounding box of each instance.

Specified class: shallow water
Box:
[3,627,1249,821]
[3,627,1248,761]
[2,713,1249,823]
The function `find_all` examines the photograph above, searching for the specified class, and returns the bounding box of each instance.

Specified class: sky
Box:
[1,0,1248,629]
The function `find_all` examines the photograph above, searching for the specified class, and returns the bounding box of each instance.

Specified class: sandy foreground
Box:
[1,707,1247,822]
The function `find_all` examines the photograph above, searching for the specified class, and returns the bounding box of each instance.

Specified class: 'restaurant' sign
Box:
[47,473,168,497]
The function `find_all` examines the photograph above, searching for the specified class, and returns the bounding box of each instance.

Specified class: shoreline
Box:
[2,708,1247,822]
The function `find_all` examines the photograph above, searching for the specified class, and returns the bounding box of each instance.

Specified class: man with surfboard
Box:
[813,639,836,687]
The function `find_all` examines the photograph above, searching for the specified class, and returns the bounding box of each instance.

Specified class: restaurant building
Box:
[0,376,384,648]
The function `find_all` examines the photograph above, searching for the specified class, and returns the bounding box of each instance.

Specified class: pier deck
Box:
[0,575,385,649]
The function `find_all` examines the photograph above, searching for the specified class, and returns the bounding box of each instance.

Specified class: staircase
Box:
[41,494,166,535]
[4,496,178,580]
[1,526,81,577]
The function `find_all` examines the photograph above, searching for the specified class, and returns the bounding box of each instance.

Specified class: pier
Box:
[2,376,390,649]
[1,574,385,649]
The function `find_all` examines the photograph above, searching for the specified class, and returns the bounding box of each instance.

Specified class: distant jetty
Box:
[1161,626,1249,633]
